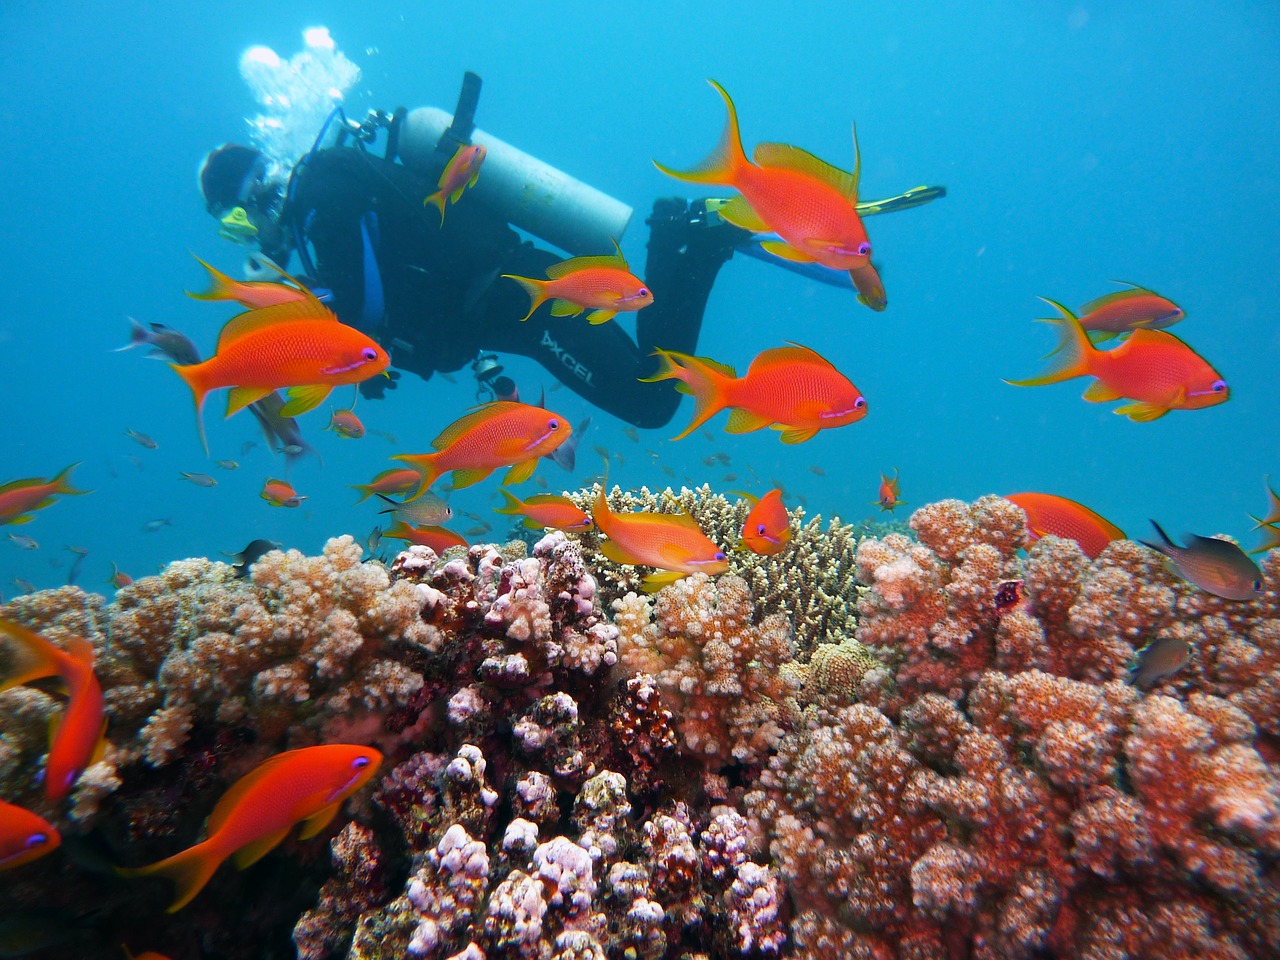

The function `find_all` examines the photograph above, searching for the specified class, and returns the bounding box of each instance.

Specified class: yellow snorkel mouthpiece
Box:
[219,206,258,242]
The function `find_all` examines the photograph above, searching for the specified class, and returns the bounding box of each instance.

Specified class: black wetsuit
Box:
[279,145,739,428]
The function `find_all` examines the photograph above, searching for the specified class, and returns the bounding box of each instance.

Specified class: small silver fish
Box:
[216,460,240,470]
[180,472,218,488]
[377,492,452,526]
[1127,635,1192,690]
[1142,521,1263,601]
[7,534,38,550]
[124,429,158,449]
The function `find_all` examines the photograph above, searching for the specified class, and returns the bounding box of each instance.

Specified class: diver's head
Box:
[198,144,282,243]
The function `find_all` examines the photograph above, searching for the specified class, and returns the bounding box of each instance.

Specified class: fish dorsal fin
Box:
[217,298,335,351]
[432,401,520,451]
[658,509,703,531]
[753,142,856,198]
[750,343,829,372]
[692,355,738,379]
[727,489,760,506]
[207,750,299,836]
[1080,283,1156,313]
[545,241,628,279]
[0,477,44,495]
[1124,328,1183,349]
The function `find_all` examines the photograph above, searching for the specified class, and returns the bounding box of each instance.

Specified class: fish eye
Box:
[638,287,650,297]
[548,419,559,429]
[714,551,726,561]
[352,756,370,769]
[756,524,766,534]
[857,241,871,256]
[1211,379,1227,392]
[24,833,49,849]
[854,397,867,408]
[362,348,377,361]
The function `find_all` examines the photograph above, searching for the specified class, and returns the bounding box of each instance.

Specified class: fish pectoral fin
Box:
[1113,402,1169,422]
[586,309,617,325]
[774,425,819,444]
[502,459,539,486]
[758,240,817,263]
[226,386,274,417]
[550,298,584,317]
[449,467,493,490]
[280,385,333,417]
[725,409,773,434]
[1081,381,1124,403]
[641,570,687,593]
[598,539,636,565]
[232,826,292,870]
[713,196,769,232]
[297,801,342,840]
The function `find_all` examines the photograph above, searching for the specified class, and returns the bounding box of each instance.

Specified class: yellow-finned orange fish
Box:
[380,521,469,553]
[1005,492,1125,560]
[1064,281,1184,344]
[0,465,89,526]
[170,288,389,454]
[641,343,866,443]
[1005,300,1228,422]
[424,143,486,223]
[0,618,105,800]
[350,468,422,504]
[186,255,309,309]
[591,482,727,592]
[260,478,306,508]
[117,744,381,912]
[0,800,60,871]
[394,401,571,494]
[503,240,653,326]
[736,489,791,556]
[875,469,904,512]
[655,81,875,287]
[1248,478,1280,555]
[326,409,365,439]
[496,489,593,532]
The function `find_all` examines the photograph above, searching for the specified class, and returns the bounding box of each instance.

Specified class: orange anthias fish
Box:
[0,800,61,871]
[0,464,89,526]
[655,80,875,287]
[170,290,390,454]
[1005,300,1228,422]
[641,343,867,443]
[261,478,306,508]
[351,468,422,504]
[326,408,365,439]
[1004,492,1125,560]
[424,143,486,224]
[0,618,105,800]
[496,489,593,532]
[876,469,904,512]
[117,744,381,912]
[592,483,727,592]
[736,489,792,556]
[1066,282,1184,344]
[394,401,571,493]
[1248,478,1280,555]
[381,521,469,553]
[503,240,653,326]
[186,255,309,309]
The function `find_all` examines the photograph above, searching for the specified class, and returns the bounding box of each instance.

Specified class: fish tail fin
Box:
[114,316,151,352]
[1004,299,1093,387]
[501,275,550,322]
[185,256,236,301]
[350,483,374,504]
[494,489,524,515]
[49,462,88,496]
[640,350,728,441]
[424,189,447,223]
[393,453,443,496]
[652,79,747,185]
[170,362,211,456]
[116,839,223,913]
[0,618,64,692]
[1140,519,1176,555]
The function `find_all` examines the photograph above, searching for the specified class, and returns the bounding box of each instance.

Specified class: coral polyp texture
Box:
[1,492,1278,959]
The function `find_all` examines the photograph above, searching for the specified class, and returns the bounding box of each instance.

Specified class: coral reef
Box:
[2,493,1278,960]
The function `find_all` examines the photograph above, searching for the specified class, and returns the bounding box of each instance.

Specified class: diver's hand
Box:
[360,369,401,400]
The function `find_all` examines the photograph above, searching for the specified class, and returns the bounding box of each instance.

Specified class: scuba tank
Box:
[397,86,632,257]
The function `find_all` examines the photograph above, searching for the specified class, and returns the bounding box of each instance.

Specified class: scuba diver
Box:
[198,73,945,429]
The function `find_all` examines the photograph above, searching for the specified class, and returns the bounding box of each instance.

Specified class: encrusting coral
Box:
[1,492,1278,959]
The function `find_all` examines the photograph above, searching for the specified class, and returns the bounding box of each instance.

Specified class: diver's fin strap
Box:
[384,106,408,163]
[437,71,483,156]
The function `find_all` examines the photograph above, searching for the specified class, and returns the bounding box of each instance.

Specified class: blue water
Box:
[2,2,1278,594]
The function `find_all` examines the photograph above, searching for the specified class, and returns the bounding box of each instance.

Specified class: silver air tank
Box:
[398,107,632,257]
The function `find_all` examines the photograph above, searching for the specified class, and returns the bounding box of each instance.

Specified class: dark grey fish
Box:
[226,538,282,578]
[549,416,590,472]
[114,317,202,366]
[377,491,452,526]
[248,392,322,468]
[1127,635,1192,690]
[141,518,173,532]
[1142,520,1263,601]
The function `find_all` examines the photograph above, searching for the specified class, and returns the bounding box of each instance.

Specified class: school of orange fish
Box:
[1,79,1274,930]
